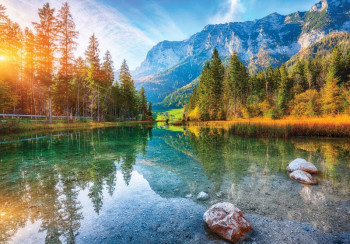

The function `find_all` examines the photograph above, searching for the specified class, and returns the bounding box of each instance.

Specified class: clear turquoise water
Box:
[0,125,349,243]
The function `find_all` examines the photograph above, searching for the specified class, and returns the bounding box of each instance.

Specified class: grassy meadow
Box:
[154,108,184,122]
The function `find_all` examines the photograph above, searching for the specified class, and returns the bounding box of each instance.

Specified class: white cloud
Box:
[210,0,245,24]
[130,1,187,43]
[2,0,157,69]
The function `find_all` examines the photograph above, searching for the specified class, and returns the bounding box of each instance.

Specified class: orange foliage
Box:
[186,115,350,137]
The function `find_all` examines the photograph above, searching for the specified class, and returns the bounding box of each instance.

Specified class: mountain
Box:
[134,0,350,104]
[156,78,199,109]
[158,31,350,109]
[287,31,350,66]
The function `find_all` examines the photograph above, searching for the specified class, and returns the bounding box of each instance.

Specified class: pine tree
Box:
[99,50,115,120]
[73,57,88,117]
[198,61,211,120]
[277,64,289,114]
[0,5,18,113]
[306,60,315,89]
[85,34,100,81]
[209,48,224,119]
[85,34,101,121]
[33,3,56,122]
[345,54,350,83]
[322,78,341,115]
[293,60,307,93]
[320,46,344,116]
[24,28,36,115]
[111,82,121,119]
[56,1,78,118]
[226,52,249,117]
[328,46,344,83]
[101,50,114,87]
[147,101,153,119]
[139,87,147,120]
[0,4,9,54]
[119,60,136,119]
[6,21,23,113]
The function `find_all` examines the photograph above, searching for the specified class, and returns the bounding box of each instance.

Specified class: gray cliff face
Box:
[133,0,350,103]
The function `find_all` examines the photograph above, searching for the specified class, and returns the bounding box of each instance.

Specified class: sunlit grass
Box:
[185,115,350,138]
[0,119,154,134]
[154,108,184,121]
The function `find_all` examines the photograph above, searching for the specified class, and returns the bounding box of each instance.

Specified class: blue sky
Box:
[4,0,318,70]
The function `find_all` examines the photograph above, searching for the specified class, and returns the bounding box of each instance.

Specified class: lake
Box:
[0,124,349,243]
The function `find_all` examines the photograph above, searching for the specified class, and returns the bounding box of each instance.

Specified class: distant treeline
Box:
[186,46,350,120]
[0,2,153,122]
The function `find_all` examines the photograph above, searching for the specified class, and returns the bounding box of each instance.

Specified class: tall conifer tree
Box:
[56,1,78,117]
[85,34,101,120]
[119,60,136,119]
[33,3,56,122]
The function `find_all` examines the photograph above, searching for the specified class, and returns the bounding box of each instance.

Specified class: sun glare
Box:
[0,55,7,61]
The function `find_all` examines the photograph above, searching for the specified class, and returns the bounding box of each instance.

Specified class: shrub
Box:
[265,109,280,119]
[0,118,21,133]
[291,89,321,117]
[259,100,272,116]
[188,106,201,120]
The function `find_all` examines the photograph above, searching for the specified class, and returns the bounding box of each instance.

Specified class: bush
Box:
[264,109,280,119]
[242,107,251,119]
[0,118,21,133]
[242,104,262,119]
[188,106,201,120]
[259,100,271,115]
[290,89,321,117]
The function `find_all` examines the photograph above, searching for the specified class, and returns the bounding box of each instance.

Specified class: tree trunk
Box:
[77,83,80,119]
[83,96,85,118]
[66,94,69,123]
[265,72,268,98]
[234,90,237,117]
[90,98,94,121]
[97,86,100,122]
[31,78,36,122]
[48,88,52,124]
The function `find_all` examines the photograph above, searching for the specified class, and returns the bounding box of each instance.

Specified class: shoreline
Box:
[0,120,155,135]
[173,116,350,138]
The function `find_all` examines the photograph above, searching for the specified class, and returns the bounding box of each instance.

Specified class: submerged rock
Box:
[289,170,317,185]
[287,158,318,174]
[203,202,253,243]
[186,194,193,198]
[197,192,209,201]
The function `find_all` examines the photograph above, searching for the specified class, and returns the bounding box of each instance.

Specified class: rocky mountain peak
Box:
[310,0,328,12]
[133,0,350,104]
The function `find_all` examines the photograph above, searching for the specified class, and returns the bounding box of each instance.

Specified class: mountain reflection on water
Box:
[0,125,349,243]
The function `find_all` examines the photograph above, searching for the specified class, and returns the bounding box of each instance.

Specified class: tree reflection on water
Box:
[0,125,349,242]
[0,125,153,243]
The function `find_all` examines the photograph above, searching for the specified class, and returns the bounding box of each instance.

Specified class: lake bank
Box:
[0,119,154,134]
[177,116,350,138]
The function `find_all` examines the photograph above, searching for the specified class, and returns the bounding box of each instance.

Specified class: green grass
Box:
[0,118,154,134]
[154,108,184,122]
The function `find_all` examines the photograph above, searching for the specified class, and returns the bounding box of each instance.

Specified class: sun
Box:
[0,55,7,61]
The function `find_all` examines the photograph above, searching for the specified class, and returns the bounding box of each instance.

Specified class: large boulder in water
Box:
[203,202,253,243]
[287,158,318,174]
[289,170,317,185]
